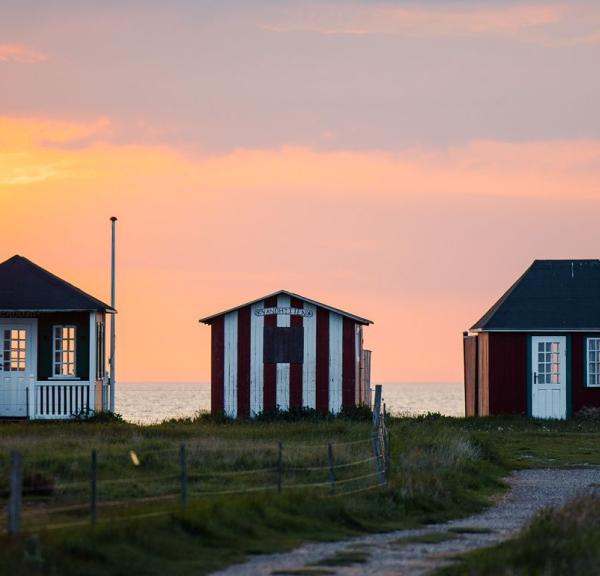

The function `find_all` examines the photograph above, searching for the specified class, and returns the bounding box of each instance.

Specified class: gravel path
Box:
[212,468,600,576]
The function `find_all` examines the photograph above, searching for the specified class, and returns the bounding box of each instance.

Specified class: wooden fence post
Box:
[8,451,23,535]
[385,431,391,484]
[327,444,336,495]
[91,449,97,525]
[372,385,382,429]
[277,442,283,493]
[371,385,385,484]
[180,444,188,509]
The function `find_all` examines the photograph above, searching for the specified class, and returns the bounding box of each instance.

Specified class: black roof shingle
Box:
[0,255,114,312]
[471,260,600,331]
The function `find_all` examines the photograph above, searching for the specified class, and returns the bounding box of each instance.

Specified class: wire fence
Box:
[1,396,390,534]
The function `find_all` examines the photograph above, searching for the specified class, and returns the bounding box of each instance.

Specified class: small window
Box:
[53,326,77,377]
[96,321,105,379]
[2,329,27,372]
[587,338,600,387]
[263,326,304,364]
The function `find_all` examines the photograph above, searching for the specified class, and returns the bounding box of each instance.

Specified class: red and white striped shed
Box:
[200,291,373,418]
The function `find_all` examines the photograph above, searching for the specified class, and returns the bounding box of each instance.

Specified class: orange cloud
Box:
[2,115,600,197]
[2,115,600,383]
[261,3,565,38]
[0,43,47,63]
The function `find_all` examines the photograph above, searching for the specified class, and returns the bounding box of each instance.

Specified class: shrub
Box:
[574,406,600,422]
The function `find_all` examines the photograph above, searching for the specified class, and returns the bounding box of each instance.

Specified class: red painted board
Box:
[316,307,329,414]
[263,296,278,411]
[211,316,224,415]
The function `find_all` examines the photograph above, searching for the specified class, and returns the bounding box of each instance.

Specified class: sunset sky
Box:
[2,0,600,383]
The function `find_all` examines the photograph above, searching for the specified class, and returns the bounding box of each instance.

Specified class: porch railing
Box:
[35,383,92,419]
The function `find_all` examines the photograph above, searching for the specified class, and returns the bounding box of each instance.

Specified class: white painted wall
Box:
[223,311,238,418]
[328,313,343,414]
[250,302,264,416]
[276,293,291,410]
[302,302,317,409]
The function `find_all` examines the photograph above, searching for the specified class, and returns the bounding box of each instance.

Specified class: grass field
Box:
[437,492,600,576]
[0,412,599,575]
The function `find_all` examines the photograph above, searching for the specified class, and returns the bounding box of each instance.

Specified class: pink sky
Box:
[2,1,600,383]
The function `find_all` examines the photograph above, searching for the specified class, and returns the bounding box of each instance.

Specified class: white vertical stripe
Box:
[223,311,238,418]
[302,303,317,409]
[276,294,291,410]
[89,312,97,413]
[355,325,360,404]
[250,302,264,416]
[329,313,343,414]
[277,294,291,328]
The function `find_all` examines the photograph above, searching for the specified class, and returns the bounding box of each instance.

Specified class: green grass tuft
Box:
[1,414,600,575]
[437,492,600,575]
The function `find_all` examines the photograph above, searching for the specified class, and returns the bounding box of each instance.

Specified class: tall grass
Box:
[0,415,508,575]
[438,491,600,576]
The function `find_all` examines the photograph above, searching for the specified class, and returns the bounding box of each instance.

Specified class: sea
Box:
[117,382,464,424]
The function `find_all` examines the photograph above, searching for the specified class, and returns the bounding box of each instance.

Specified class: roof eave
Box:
[470,327,600,333]
[199,289,373,325]
[0,308,116,313]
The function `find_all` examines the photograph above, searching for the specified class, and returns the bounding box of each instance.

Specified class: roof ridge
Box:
[532,259,600,263]
[470,258,600,332]
[199,289,373,325]
[0,255,115,312]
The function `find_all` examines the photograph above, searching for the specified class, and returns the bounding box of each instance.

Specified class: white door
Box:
[531,336,567,419]
[0,323,34,417]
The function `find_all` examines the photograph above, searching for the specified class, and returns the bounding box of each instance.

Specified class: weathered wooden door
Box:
[531,336,566,419]
[0,322,34,417]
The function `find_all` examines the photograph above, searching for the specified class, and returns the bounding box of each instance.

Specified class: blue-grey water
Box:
[118,382,464,424]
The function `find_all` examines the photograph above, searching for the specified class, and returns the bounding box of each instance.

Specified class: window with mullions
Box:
[536,341,560,384]
[2,329,27,372]
[587,338,600,387]
[53,326,77,378]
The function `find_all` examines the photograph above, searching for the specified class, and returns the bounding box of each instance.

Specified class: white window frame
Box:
[2,328,27,372]
[51,325,79,379]
[586,337,600,388]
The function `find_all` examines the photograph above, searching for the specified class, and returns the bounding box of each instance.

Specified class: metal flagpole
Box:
[109,216,117,413]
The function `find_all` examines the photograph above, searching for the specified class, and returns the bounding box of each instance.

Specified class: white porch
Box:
[31,381,97,419]
[0,312,110,420]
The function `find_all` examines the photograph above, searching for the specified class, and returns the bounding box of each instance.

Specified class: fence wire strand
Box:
[3,409,391,535]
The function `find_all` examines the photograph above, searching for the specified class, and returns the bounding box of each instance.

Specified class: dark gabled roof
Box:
[471,260,600,332]
[0,255,115,313]
[199,290,373,325]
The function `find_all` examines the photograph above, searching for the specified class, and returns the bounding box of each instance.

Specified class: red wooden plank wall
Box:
[315,307,330,414]
[290,296,304,409]
[237,306,251,418]
[209,298,366,417]
[342,317,356,409]
[211,316,224,415]
[263,296,278,411]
